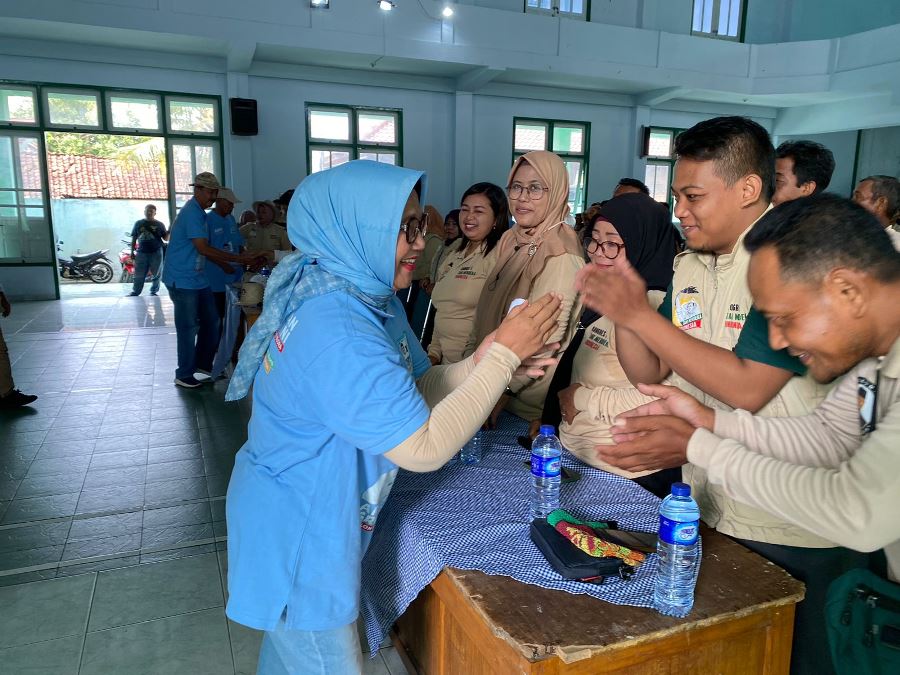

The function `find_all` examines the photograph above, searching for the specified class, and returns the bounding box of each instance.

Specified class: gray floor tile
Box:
[0,543,64,572]
[145,458,206,483]
[140,543,216,564]
[227,619,263,675]
[93,433,149,454]
[25,455,91,478]
[147,442,203,463]
[0,573,95,648]
[81,608,233,675]
[69,511,143,541]
[0,479,21,501]
[144,477,207,506]
[0,634,82,675]
[203,451,236,477]
[76,484,145,516]
[34,440,96,459]
[0,568,58,587]
[62,532,142,562]
[0,520,71,554]
[362,652,391,675]
[206,474,230,498]
[41,425,100,444]
[0,455,35,481]
[87,448,147,470]
[149,428,201,448]
[1,492,80,525]
[88,553,223,630]
[142,501,211,529]
[381,646,408,674]
[210,499,225,522]
[141,522,215,550]
[150,416,199,434]
[15,472,88,499]
[57,554,140,577]
[81,465,146,489]
[150,406,196,422]
[0,501,8,521]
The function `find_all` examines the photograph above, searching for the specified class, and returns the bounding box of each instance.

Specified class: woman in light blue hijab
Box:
[224,161,561,674]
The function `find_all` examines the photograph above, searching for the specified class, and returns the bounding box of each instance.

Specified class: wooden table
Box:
[393,527,804,674]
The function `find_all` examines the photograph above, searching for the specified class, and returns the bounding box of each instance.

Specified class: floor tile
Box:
[144,477,207,506]
[149,428,201,448]
[87,448,148,470]
[34,440,96,459]
[88,553,223,630]
[381,646,408,674]
[69,511,143,542]
[0,568,58,588]
[147,443,203,464]
[0,634,83,675]
[76,484,145,516]
[62,532,142,562]
[81,465,146,490]
[0,520,71,554]
[145,458,206,483]
[0,573,95,648]
[1,493,80,525]
[362,652,391,675]
[140,543,216,564]
[81,608,233,675]
[0,455,35,481]
[206,474,230,498]
[142,501,211,529]
[25,455,91,478]
[15,472,88,499]
[0,479,21,501]
[141,522,215,550]
[228,619,263,675]
[92,434,150,454]
[0,543,64,572]
[57,554,140,577]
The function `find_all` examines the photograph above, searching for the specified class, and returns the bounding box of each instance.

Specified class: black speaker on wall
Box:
[230,98,258,136]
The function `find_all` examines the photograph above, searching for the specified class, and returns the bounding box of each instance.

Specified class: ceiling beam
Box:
[636,87,691,107]
[227,41,257,72]
[455,66,505,92]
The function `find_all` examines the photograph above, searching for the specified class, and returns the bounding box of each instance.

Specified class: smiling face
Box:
[671,158,756,255]
[393,190,426,290]
[772,157,813,206]
[459,193,496,244]
[508,162,549,230]
[194,186,217,210]
[586,218,624,269]
[748,246,871,383]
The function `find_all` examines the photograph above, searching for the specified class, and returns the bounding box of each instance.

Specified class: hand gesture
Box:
[491,293,562,362]
[574,254,649,327]
[595,415,695,473]
[615,383,715,431]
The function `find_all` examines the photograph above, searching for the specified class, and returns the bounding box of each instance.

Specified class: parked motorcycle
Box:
[119,236,136,283]
[57,241,114,283]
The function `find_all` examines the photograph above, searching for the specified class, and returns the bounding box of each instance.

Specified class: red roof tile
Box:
[44,153,168,200]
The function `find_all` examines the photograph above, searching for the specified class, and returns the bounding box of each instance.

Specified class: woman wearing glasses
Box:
[428,183,508,365]
[222,161,561,674]
[470,150,585,426]
[537,192,679,497]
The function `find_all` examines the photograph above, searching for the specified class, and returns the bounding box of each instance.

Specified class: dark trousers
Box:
[167,284,219,379]
[634,467,682,499]
[733,538,876,675]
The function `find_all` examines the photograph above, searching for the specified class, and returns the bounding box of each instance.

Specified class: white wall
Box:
[856,127,900,183]
[775,131,859,198]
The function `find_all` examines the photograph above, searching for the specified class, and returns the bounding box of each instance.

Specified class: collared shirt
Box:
[205,211,244,292]
[239,222,291,265]
[161,198,209,289]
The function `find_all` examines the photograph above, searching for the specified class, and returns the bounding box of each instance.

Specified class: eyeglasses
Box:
[507,183,548,201]
[585,239,624,259]
[400,212,428,244]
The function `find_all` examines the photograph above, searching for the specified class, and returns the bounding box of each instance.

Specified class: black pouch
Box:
[529,518,635,584]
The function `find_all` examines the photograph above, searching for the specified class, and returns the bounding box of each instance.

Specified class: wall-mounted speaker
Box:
[230,98,258,136]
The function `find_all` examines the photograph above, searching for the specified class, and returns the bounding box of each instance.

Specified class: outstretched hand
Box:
[574,254,649,327]
[488,293,563,362]
[595,414,695,473]
[616,383,715,431]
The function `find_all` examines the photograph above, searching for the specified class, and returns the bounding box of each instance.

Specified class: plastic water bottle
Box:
[654,482,701,618]
[530,425,562,519]
[459,431,482,465]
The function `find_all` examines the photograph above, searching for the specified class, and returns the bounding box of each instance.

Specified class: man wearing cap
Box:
[273,189,294,228]
[206,188,246,321]
[162,172,258,388]
[240,199,291,266]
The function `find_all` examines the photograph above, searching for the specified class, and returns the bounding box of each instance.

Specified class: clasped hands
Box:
[596,383,716,473]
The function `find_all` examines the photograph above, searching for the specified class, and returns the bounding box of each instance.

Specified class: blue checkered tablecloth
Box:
[359,413,665,654]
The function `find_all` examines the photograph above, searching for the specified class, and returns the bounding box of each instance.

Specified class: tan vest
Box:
[239,222,291,263]
[669,226,834,547]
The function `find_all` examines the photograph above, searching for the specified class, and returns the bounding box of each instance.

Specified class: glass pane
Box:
[310,149,351,173]
[47,91,100,127]
[644,163,671,204]
[0,88,37,124]
[172,144,194,193]
[0,133,51,262]
[648,130,673,158]
[564,160,585,214]
[0,137,13,193]
[726,0,741,37]
[359,151,397,165]
[572,0,583,13]
[195,145,215,174]
[702,0,714,33]
[552,125,584,154]
[168,99,216,133]
[357,112,397,144]
[110,95,160,131]
[309,110,350,142]
[514,122,547,152]
[17,137,41,190]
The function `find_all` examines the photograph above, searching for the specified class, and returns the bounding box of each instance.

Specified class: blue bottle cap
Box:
[671,482,691,497]
[539,424,555,436]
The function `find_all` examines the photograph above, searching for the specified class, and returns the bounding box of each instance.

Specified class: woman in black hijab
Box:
[537,192,678,497]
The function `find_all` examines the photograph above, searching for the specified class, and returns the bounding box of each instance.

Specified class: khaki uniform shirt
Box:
[428,243,499,365]
[239,222,291,265]
[665,224,833,547]
[413,233,444,282]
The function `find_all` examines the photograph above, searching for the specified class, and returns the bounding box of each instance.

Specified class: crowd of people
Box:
[1,113,898,675]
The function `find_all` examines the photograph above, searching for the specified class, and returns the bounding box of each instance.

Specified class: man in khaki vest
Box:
[240,200,291,266]
[576,117,865,675]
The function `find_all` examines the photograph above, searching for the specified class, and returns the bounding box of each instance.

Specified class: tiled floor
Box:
[0,283,406,674]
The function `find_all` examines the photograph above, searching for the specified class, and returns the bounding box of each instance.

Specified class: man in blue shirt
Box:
[162,172,258,388]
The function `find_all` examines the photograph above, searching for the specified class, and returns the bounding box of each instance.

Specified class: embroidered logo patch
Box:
[674,286,702,331]
[398,335,413,373]
[263,352,274,374]
[274,332,284,352]
[724,303,746,330]
[858,376,876,434]
[584,325,610,350]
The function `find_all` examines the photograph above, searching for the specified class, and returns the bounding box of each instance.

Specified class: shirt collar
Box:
[694,205,772,271]
[881,333,900,379]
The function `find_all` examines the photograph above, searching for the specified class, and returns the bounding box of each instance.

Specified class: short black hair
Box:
[745,193,900,284]
[458,182,509,255]
[776,140,835,193]
[860,175,900,225]
[274,189,295,205]
[616,178,650,195]
[674,116,775,202]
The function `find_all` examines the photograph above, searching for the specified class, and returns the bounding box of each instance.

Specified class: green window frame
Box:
[512,116,590,215]
[305,103,403,175]
[691,0,748,42]
[642,126,685,220]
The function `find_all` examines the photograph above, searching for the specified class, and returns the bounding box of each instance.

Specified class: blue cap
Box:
[539,424,555,436]
[671,482,691,497]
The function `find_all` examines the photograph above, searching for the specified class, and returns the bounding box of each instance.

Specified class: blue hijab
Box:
[226,161,426,400]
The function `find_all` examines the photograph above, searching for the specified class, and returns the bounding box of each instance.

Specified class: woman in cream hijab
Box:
[470,151,585,425]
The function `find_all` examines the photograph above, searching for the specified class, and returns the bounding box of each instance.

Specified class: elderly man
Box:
[853,175,900,246]
[128,203,168,297]
[162,172,258,388]
[240,200,291,266]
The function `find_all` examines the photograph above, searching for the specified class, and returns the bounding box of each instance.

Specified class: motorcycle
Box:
[119,236,136,283]
[56,241,115,283]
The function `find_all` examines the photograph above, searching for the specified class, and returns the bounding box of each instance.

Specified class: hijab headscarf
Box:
[471,151,582,344]
[227,160,425,400]
[541,191,677,426]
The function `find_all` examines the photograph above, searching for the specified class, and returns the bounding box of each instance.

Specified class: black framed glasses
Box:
[585,238,624,259]
[400,212,428,244]
[507,182,549,201]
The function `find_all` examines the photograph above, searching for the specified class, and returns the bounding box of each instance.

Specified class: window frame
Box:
[305,103,403,175]
[690,0,748,42]
[512,116,591,215]
[106,91,163,133]
[642,126,685,221]
[523,0,589,21]
[43,88,104,131]
[0,85,39,127]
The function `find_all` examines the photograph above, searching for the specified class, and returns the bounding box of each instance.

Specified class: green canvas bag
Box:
[826,568,900,674]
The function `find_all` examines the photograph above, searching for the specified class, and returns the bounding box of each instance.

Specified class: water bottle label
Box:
[659,516,699,545]
[531,454,561,478]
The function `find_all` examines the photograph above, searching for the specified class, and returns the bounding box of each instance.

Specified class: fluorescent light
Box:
[310,0,329,7]
[442,5,454,17]
[378,0,395,10]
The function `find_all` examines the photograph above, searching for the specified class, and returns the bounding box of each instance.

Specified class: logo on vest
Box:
[674,286,702,330]
[584,325,610,350]
[724,303,746,330]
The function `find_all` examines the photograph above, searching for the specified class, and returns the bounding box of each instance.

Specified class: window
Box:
[306,104,402,174]
[108,93,162,132]
[169,140,220,210]
[513,117,589,215]
[642,126,684,219]
[525,0,587,20]
[44,89,101,129]
[166,97,217,135]
[692,0,744,40]
[0,86,37,125]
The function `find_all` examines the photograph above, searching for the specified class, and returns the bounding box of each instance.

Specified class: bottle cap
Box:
[671,482,691,497]
[539,424,555,436]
